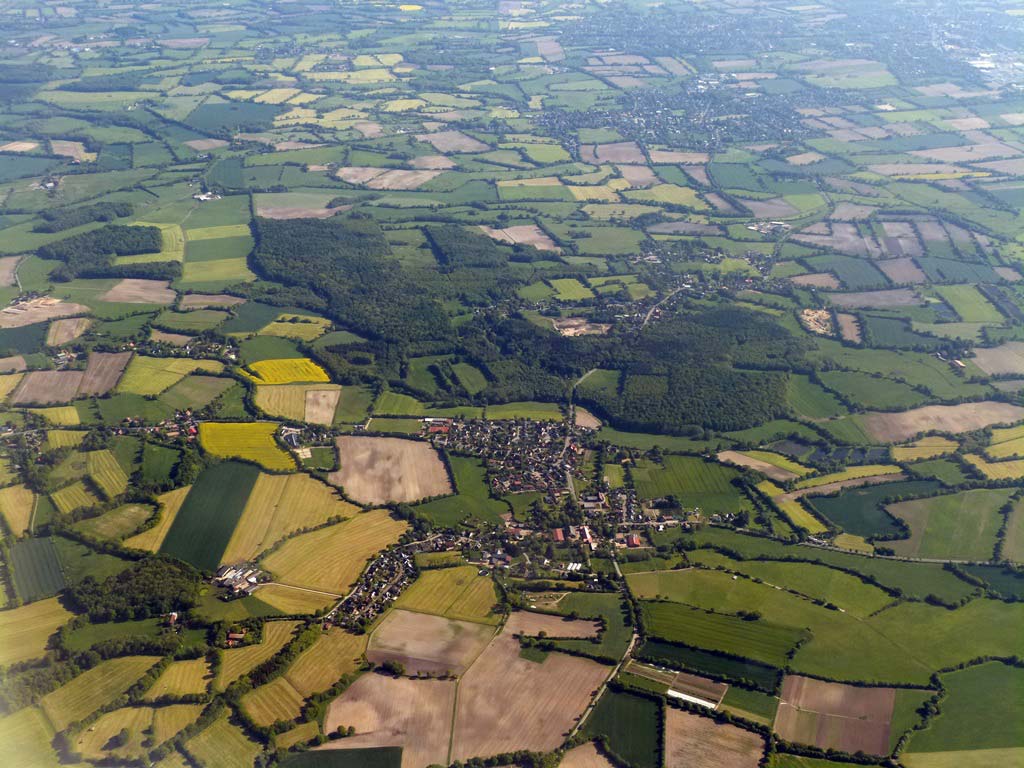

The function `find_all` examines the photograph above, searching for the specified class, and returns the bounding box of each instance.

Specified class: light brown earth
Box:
[329,436,452,504]
[574,407,602,430]
[0,256,21,287]
[450,631,609,759]
[179,293,246,309]
[551,317,611,336]
[256,206,341,220]
[503,610,601,638]
[995,266,1022,282]
[774,675,895,757]
[11,371,83,405]
[321,674,456,768]
[591,141,645,164]
[304,388,341,425]
[791,273,841,289]
[617,164,659,187]
[411,154,456,169]
[827,289,921,309]
[971,342,1024,376]
[0,356,26,373]
[0,141,38,152]
[717,450,799,482]
[150,329,193,346]
[415,130,489,153]
[560,742,617,768]
[50,140,92,161]
[877,258,927,284]
[861,402,1024,442]
[830,202,876,220]
[479,224,560,252]
[836,313,862,343]
[365,169,441,190]
[739,197,800,218]
[367,609,495,675]
[100,279,176,305]
[664,708,765,768]
[78,351,131,396]
[183,139,228,151]
[336,167,387,185]
[0,297,89,329]
[648,149,709,163]
[47,317,91,346]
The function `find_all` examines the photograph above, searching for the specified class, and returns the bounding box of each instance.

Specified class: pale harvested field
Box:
[411,154,456,169]
[836,313,862,343]
[831,202,877,220]
[451,632,609,759]
[78,351,131,396]
[591,141,645,164]
[286,627,367,696]
[50,140,92,161]
[0,140,38,152]
[479,224,560,251]
[0,597,72,666]
[0,356,26,373]
[717,450,799,482]
[242,675,306,726]
[560,742,617,768]
[150,329,193,346]
[221,472,357,564]
[366,169,441,190]
[774,675,895,756]
[740,197,800,218]
[971,342,1024,376]
[0,256,21,287]
[329,436,452,504]
[649,149,709,163]
[0,484,35,537]
[321,674,457,768]
[574,406,602,429]
[253,584,336,614]
[791,273,841,289]
[261,509,408,595]
[664,708,765,768]
[216,621,299,690]
[617,164,659,187]
[11,370,83,405]
[179,293,246,309]
[143,658,211,699]
[367,609,495,675]
[878,258,927,284]
[124,486,191,552]
[100,279,176,305]
[503,610,600,638]
[827,288,921,309]
[337,167,387,184]
[41,656,161,731]
[861,402,1024,442]
[257,205,340,219]
[184,138,228,151]
[306,388,341,424]
[415,129,489,153]
[254,383,341,423]
[0,298,89,328]
[46,317,91,346]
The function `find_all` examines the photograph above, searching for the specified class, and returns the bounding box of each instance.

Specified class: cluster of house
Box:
[424,417,584,498]
[331,546,413,630]
[213,563,265,598]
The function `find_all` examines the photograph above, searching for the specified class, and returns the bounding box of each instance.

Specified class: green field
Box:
[394,564,499,624]
[581,691,660,768]
[159,461,260,570]
[631,455,749,515]
[415,456,507,526]
[9,537,65,602]
[886,488,1013,560]
[807,479,940,538]
[636,639,780,691]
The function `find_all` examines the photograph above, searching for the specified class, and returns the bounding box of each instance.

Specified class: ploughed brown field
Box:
[328,436,452,504]
[100,279,176,305]
[502,610,601,639]
[860,402,1024,442]
[366,609,494,675]
[773,674,896,757]
[321,674,456,768]
[664,708,765,768]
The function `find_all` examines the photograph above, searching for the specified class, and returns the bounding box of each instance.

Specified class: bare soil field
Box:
[647,221,722,236]
[788,151,825,166]
[617,164,659,187]
[162,37,209,48]
[305,388,341,425]
[411,154,456,169]
[179,293,246,309]
[648,149,709,164]
[971,342,1024,376]
[574,407,602,430]
[479,224,560,252]
[552,317,611,336]
[878,258,927,284]
[336,167,387,185]
[995,266,1022,282]
[183,138,229,151]
[739,197,799,218]
[451,632,609,759]
[717,450,799,482]
[0,297,89,329]
[664,708,765,768]
[50,140,93,161]
[100,279,176,305]
[826,289,921,309]
[0,256,21,287]
[366,169,442,190]
[793,222,880,257]
[560,742,617,768]
[836,313,862,343]
[150,329,193,346]
[591,141,645,164]
[504,610,601,639]
[912,142,1019,163]
[0,356,26,373]
[774,675,895,757]
[367,609,495,675]
[791,273,841,289]
[78,351,131,396]
[47,317,91,346]
[0,141,38,152]
[321,674,456,768]
[415,130,489,153]
[329,436,452,504]
[830,202,877,220]
[257,206,340,220]
[861,402,1024,442]
[880,221,924,257]
[11,371,84,405]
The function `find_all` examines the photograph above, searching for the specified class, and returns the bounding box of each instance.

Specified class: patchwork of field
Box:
[329,435,452,504]
[261,508,408,594]
[74,704,203,761]
[367,609,495,674]
[118,356,223,396]
[216,621,299,690]
[774,675,896,756]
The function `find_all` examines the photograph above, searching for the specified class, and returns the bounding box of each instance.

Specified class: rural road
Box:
[569,630,640,740]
